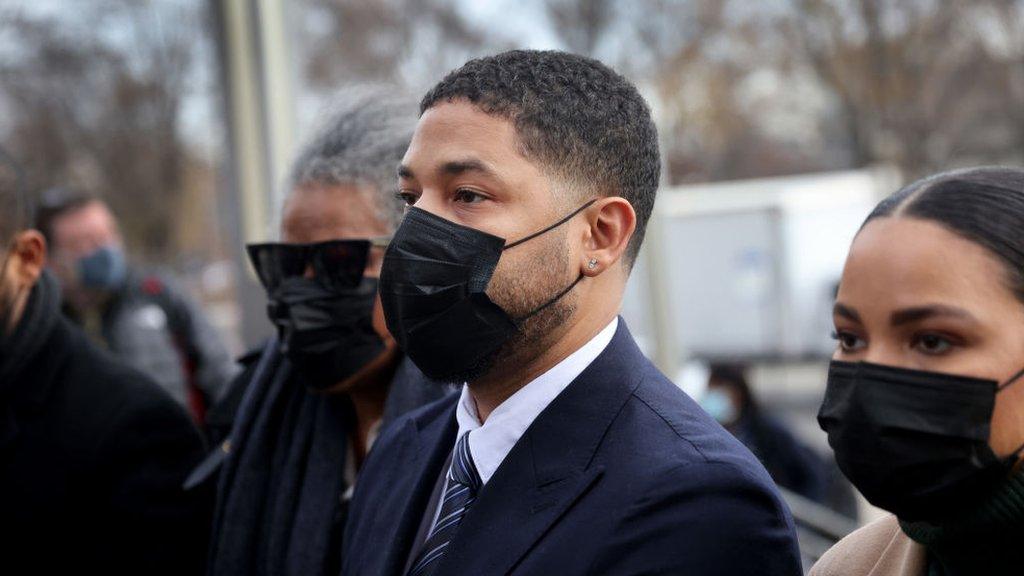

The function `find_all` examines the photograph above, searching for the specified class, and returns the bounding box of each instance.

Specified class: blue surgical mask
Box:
[78,245,127,290]
[700,388,738,425]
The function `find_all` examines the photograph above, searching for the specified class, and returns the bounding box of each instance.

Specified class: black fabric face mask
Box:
[379,201,595,382]
[267,276,385,390]
[818,360,1024,522]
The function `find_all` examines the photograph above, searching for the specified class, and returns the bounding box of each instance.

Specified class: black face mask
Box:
[379,201,595,382]
[818,360,1024,522]
[267,276,385,390]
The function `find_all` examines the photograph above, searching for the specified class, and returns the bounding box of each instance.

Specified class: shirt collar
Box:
[454,317,619,484]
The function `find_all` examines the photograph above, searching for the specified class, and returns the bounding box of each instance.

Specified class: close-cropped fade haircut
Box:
[420,50,661,266]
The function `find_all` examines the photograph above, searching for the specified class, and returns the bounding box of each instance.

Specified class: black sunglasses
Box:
[246,237,389,291]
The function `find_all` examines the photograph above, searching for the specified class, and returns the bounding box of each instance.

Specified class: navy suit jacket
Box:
[342,320,802,575]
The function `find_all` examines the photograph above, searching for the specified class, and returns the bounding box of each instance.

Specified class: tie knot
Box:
[448,431,482,491]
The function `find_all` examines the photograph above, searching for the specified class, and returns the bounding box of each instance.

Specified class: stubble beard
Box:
[448,230,579,387]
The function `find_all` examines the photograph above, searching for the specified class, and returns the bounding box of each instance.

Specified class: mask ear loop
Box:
[503,199,598,251]
[502,199,597,327]
[996,367,1024,461]
[513,274,585,327]
[997,367,1024,391]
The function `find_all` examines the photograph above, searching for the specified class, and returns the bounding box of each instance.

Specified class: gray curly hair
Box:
[286,85,418,233]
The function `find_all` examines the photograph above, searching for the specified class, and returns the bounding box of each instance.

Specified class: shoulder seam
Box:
[630,383,712,462]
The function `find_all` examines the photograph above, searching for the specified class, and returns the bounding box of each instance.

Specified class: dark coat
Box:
[733,410,828,503]
[0,278,210,576]
[342,319,803,576]
[202,340,451,576]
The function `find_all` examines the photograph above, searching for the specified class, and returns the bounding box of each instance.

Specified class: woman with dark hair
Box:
[811,167,1024,575]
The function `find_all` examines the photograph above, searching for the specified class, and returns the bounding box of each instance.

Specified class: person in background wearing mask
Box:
[701,363,828,504]
[35,189,238,426]
[342,50,801,576]
[202,88,448,576]
[0,156,210,573]
[812,167,1024,575]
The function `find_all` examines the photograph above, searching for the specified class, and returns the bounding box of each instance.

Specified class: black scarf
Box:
[0,270,59,385]
[205,335,451,576]
[0,270,60,447]
[207,339,353,576]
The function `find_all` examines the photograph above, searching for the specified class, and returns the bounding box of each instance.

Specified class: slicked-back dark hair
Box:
[864,166,1024,302]
[421,49,661,266]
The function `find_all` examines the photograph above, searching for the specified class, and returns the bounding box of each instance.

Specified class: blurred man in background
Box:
[203,87,449,576]
[701,363,828,502]
[0,156,210,574]
[35,189,238,426]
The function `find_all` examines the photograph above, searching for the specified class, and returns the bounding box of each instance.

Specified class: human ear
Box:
[10,230,46,289]
[579,197,635,276]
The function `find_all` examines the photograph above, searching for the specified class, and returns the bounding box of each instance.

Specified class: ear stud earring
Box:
[587,258,598,270]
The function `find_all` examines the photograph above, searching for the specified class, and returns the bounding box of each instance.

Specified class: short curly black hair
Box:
[421,50,661,266]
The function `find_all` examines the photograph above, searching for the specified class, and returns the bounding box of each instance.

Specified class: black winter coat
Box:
[0,272,211,575]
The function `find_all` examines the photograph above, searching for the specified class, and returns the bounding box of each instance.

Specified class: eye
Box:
[453,188,488,204]
[831,330,866,353]
[396,190,419,206]
[912,333,955,355]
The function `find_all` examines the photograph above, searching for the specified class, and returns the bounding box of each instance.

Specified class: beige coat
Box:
[810,515,927,576]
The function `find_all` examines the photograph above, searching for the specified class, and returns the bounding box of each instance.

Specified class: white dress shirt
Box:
[455,316,619,484]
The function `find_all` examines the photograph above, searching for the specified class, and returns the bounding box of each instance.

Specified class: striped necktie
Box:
[407,431,482,576]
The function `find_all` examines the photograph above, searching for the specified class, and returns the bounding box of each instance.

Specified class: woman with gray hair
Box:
[201,86,449,576]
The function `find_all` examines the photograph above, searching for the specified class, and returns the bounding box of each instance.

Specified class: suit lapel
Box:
[433,319,647,575]
[377,401,459,576]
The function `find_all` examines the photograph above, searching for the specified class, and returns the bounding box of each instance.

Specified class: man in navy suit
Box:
[343,50,802,576]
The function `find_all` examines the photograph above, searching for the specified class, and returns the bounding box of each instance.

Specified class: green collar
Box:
[900,468,1024,575]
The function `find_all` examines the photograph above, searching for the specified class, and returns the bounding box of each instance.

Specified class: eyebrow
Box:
[397,159,498,180]
[890,305,978,327]
[442,158,498,177]
[833,302,862,323]
[833,302,980,327]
